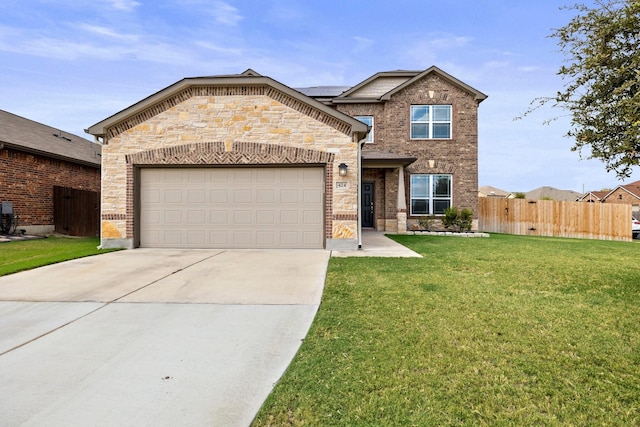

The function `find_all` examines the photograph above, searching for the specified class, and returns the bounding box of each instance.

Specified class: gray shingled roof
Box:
[294,86,351,97]
[0,109,101,168]
[525,186,582,201]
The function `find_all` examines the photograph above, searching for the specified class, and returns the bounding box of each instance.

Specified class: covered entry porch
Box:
[361,151,416,234]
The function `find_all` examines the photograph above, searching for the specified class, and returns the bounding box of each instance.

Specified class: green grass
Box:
[253,234,640,426]
[0,237,117,276]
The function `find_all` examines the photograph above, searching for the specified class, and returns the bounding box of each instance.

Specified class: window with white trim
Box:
[410,105,451,139]
[355,116,374,143]
[410,174,452,215]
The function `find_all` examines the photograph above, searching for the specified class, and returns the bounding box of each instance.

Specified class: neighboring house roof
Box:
[0,109,101,168]
[87,69,368,140]
[578,191,609,202]
[601,179,640,201]
[478,185,513,198]
[330,66,488,104]
[525,186,582,201]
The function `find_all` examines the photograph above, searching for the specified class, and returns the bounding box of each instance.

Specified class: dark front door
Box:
[362,182,375,228]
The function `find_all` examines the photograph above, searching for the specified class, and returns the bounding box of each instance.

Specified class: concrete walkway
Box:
[0,249,329,427]
[331,231,422,258]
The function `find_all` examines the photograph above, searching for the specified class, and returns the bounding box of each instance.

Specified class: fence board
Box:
[53,186,100,237]
[478,198,632,241]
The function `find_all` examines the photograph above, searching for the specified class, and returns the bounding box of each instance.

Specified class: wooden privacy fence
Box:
[478,197,632,241]
[53,186,100,237]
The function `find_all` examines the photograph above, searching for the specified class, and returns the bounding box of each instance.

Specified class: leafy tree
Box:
[527,1,640,178]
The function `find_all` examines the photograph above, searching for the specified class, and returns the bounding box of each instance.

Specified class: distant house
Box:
[600,180,640,219]
[578,190,609,203]
[0,110,101,235]
[525,186,582,202]
[478,185,513,198]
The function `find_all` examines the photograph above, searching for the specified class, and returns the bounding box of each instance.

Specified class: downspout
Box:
[357,138,366,249]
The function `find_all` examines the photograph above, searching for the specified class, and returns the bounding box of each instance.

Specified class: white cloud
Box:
[194,41,243,56]
[75,23,139,42]
[211,1,243,26]
[104,0,141,12]
[353,36,374,52]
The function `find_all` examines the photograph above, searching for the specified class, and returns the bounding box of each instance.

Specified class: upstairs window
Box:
[355,116,374,143]
[410,174,452,215]
[410,105,451,139]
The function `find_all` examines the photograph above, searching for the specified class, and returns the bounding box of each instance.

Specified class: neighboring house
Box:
[600,180,640,219]
[87,67,486,250]
[478,185,513,198]
[302,66,487,232]
[525,186,582,201]
[0,109,101,235]
[578,190,609,203]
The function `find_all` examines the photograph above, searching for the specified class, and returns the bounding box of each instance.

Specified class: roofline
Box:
[335,70,421,99]
[86,73,369,139]
[602,185,640,201]
[380,66,488,102]
[0,141,101,168]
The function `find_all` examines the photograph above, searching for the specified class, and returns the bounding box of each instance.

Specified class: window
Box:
[355,116,374,143]
[410,105,451,139]
[410,174,452,215]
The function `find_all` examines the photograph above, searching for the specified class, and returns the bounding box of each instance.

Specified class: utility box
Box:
[1,202,13,215]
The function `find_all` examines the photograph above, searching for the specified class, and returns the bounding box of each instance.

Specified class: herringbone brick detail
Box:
[125,142,334,165]
[124,142,336,239]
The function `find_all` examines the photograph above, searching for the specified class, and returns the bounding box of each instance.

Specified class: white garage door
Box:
[139,167,324,249]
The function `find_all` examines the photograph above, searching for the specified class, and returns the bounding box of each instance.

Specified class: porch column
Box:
[397,165,407,234]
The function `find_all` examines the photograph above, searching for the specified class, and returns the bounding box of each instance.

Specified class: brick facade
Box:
[0,147,101,227]
[336,72,481,231]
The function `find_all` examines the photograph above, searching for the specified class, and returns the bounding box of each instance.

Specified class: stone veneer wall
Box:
[101,92,359,248]
[0,147,100,228]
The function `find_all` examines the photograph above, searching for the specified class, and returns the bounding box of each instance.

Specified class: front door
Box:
[362,182,374,228]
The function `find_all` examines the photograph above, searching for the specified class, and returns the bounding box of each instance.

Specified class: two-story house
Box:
[301,66,487,233]
[87,66,486,250]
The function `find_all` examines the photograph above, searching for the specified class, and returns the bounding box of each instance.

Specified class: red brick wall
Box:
[0,148,100,226]
[337,73,480,219]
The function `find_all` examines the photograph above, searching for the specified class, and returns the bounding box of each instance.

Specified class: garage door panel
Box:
[164,190,182,203]
[187,210,206,224]
[233,189,252,203]
[303,210,322,224]
[210,211,228,224]
[280,190,299,203]
[256,210,275,225]
[140,167,324,248]
[211,189,228,203]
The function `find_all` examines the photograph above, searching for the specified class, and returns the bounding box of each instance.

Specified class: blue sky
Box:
[1,0,637,192]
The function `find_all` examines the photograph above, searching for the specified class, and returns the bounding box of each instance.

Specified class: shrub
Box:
[442,207,459,229]
[417,215,437,230]
[443,207,473,232]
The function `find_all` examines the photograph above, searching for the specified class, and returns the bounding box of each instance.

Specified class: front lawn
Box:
[0,237,116,276]
[253,234,640,426]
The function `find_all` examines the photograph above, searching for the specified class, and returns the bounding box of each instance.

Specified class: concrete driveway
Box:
[0,248,329,427]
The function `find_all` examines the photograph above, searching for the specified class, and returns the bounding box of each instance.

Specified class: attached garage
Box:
[88,70,368,250]
[139,166,324,249]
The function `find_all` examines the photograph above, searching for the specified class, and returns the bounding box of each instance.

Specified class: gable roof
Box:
[479,185,513,198]
[578,191,609,202]
[86,69,369,140]
[0,109,101,168]
[602,179,640,201]
[331,66,488,104]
